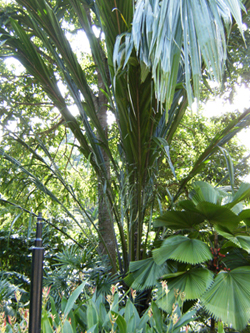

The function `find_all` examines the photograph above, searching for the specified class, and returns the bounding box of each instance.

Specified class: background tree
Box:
[0,0,250,277]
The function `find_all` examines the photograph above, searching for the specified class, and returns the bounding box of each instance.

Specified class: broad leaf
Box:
[111,311,127,333]
[226,183,250,208]
[195,202,240,230]
[162,268,214,301]
[239,209,250,225]
[154,210,204,229]
[62,320,73,333]
[63,281,87,319]
[190,181,221,205]
[157,268,213,313]
[153,236,212,265]
[124,299,140,332]
[125,257,170,290]
[151,301,163,333]
[201,266,250,331]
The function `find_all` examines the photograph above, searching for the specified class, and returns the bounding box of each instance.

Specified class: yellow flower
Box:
[148,308,153,318]
[106,294,113,305]
[172,313,179,325]
[161,280,169,296]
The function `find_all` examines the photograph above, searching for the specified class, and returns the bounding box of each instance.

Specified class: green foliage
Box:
[0,279,195,332]
[153,181,250,331]
[0,3,250,331]
[114,0,244,108]
[0,0,249,275]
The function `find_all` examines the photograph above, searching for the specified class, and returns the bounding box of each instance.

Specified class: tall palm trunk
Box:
[97,70,117,273]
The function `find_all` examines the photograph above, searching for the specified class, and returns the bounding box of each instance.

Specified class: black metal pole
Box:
[29,212,44,333]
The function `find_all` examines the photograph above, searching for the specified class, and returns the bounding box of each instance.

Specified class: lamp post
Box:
[29,212,44,333]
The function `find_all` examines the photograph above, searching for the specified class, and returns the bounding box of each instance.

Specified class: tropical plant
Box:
[130,181,250,331]
[1,0,250,277]
[1,278,195,333]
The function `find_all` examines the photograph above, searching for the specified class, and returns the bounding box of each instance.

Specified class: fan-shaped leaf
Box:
[196,202,240,230]
[125,257,170,290]
[239,209,250,225]
[157,268,213,313]
[216,225,250,253]
[163,268,214,300]
[226,183,250,209]
[154,211,204,229]
[201,267,250,331]
[190,181,220,205]
[153,236,212,265]
[235,236,250,253]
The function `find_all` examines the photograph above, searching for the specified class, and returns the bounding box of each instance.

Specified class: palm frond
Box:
[153,236,212,265]
[201,267,250,331]
[226,182,250,209]
[195,202,240,231]
[154,210,204,230]
[190,181,222,205]
[124,257,170,290]
[114,0,244,108]
[157,268,213,312]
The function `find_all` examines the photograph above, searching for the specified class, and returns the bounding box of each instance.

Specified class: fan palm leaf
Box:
[153,235,212,265]
[215,226,250,253]
[154,210,204,230]
[201,267,250,331]
[125,257,170,290]
[114,0,244,108]
[157,268,214,312]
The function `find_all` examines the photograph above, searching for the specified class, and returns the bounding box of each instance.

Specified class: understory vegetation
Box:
[1,0,250,332]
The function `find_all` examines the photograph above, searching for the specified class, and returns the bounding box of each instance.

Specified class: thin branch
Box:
[0,198,85,248]
[13,102,54,106]
[38,118,65,136]
[113,0,121,35]
[65,138,75,171]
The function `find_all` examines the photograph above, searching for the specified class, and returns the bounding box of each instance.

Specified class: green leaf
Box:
[201,266,250,331]
[235,236,250,253]
[153,236,212,265]
[86,324,98,333]
[111,311,127,333]
[151,301,163,333]
[126,257,170,290]
[169,268,214,300]
[124,299,140,332]
[158,268,213,313]
[87,300,99,332]
[154,210,204,230]
[62,320,73,333]
[63,281,87,319]
[173,309,196,332]
[195,202,240,231]
[190,181,220,205]
[239,209,250,225]
[218,146,234,193]
[41,312,53,333]
[226,183,250,209]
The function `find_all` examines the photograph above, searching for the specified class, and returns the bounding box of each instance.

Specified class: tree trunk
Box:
[97,70,117,274]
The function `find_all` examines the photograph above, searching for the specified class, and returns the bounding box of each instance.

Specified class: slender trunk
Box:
[97,70,117,273]
[81,6,117,272]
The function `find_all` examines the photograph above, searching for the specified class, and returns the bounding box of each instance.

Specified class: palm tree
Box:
[0,0,249,275]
